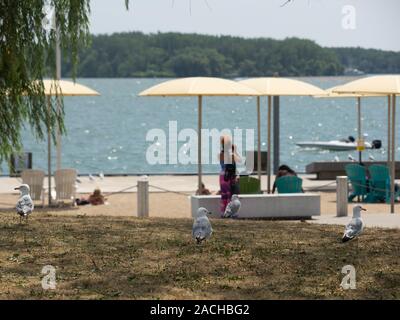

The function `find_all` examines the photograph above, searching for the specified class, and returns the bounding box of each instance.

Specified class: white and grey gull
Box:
[15,184,34,223]
[192,207,213,244]
[342,205,366,243]
[223,194,241,219]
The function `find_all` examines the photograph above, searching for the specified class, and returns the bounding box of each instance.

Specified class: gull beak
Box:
[207,211,212,215]
[14,187,20,190]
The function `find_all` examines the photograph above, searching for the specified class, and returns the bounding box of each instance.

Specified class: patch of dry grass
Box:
[0,212,399,300]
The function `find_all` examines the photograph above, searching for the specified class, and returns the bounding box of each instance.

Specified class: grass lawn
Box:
[0,213,399,299]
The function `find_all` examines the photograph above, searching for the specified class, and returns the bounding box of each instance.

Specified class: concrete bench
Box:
[191,193,321,219]
[306,161,400,180]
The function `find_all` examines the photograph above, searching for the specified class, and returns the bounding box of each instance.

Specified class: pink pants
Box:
[219,172,236,215]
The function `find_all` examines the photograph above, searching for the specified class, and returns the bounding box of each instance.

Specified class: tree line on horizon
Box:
[63,32,400,78]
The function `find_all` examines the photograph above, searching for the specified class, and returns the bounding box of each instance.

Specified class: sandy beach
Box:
[0,190,396,219]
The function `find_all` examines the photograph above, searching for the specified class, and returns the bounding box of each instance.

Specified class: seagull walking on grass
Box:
[192,207,213,244]
[15,184,34,224]
[223,194,241,218]
[342,205,366,243]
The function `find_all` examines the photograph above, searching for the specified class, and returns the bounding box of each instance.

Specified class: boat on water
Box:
[296,136,382,151]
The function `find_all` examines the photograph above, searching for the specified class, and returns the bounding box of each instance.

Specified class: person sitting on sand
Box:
[196,183,212,195]
[88,188,105,205]
[75,188,106,206]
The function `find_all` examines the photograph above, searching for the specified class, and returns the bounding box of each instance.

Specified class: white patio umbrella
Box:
[40,80,100,205]
[333,75,400,213]
[240,78,326,193]
[139,77,259,194]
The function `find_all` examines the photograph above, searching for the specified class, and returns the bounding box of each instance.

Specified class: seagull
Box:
[369,154,375,161]
[348,154,356,162]
[89,174,95,181]
[223,194,241,219]
[75,177,82,184]
[334,156,340,162]
[192,207,213,245]
[99,172,105,180]
[15,184,34,224]
[342,205,366,243]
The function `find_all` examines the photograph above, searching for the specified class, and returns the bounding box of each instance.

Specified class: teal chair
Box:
[239,176,261,194]
[368,165,400,203]
[345,164,369,202]
[275,176,303,193]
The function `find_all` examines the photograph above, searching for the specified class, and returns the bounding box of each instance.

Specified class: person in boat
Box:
[272,164,303,193]
[219,135,241,216]
[340,136,355,143]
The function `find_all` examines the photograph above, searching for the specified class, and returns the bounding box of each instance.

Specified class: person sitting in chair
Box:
[272,164,302,193]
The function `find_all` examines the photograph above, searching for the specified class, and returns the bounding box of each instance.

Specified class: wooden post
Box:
[137,178,149,217]
[337,176,348,217]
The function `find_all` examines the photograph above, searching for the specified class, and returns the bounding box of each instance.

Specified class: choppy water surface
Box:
[1,77,398,175]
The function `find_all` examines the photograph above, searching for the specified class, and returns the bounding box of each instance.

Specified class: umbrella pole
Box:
[47,97,52,206]
[388,95,392,164]
[390,94,396,213]
[257,97,261,183]
[56,18,62,171]
[198,96,203,195]
[267,96,272,193]
[357,97,362,163]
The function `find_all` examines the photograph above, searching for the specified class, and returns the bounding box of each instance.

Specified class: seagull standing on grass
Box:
[224,194,241,218]
[342,205,366,243]
[15,184,34,223]
[192,207,213,244]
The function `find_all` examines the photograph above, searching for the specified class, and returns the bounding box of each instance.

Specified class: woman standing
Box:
[219,135,241,217]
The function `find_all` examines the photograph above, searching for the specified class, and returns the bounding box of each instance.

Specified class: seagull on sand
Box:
[223,194,241,219]
[342,205,366,243]
[348,154,356,162]
[15,184,34,223]
[192,207,213,245]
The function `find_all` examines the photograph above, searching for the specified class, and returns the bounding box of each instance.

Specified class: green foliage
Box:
[333,47,400,74]
[68,32,400,78]
[0,0,94,161]
[67,32,347,78]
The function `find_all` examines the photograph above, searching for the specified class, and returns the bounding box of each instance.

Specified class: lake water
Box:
[1,77,398,175]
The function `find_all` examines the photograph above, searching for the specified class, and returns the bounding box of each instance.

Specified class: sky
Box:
[89,0,400,51]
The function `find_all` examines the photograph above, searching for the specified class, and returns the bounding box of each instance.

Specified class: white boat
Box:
[296,138,382,151]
